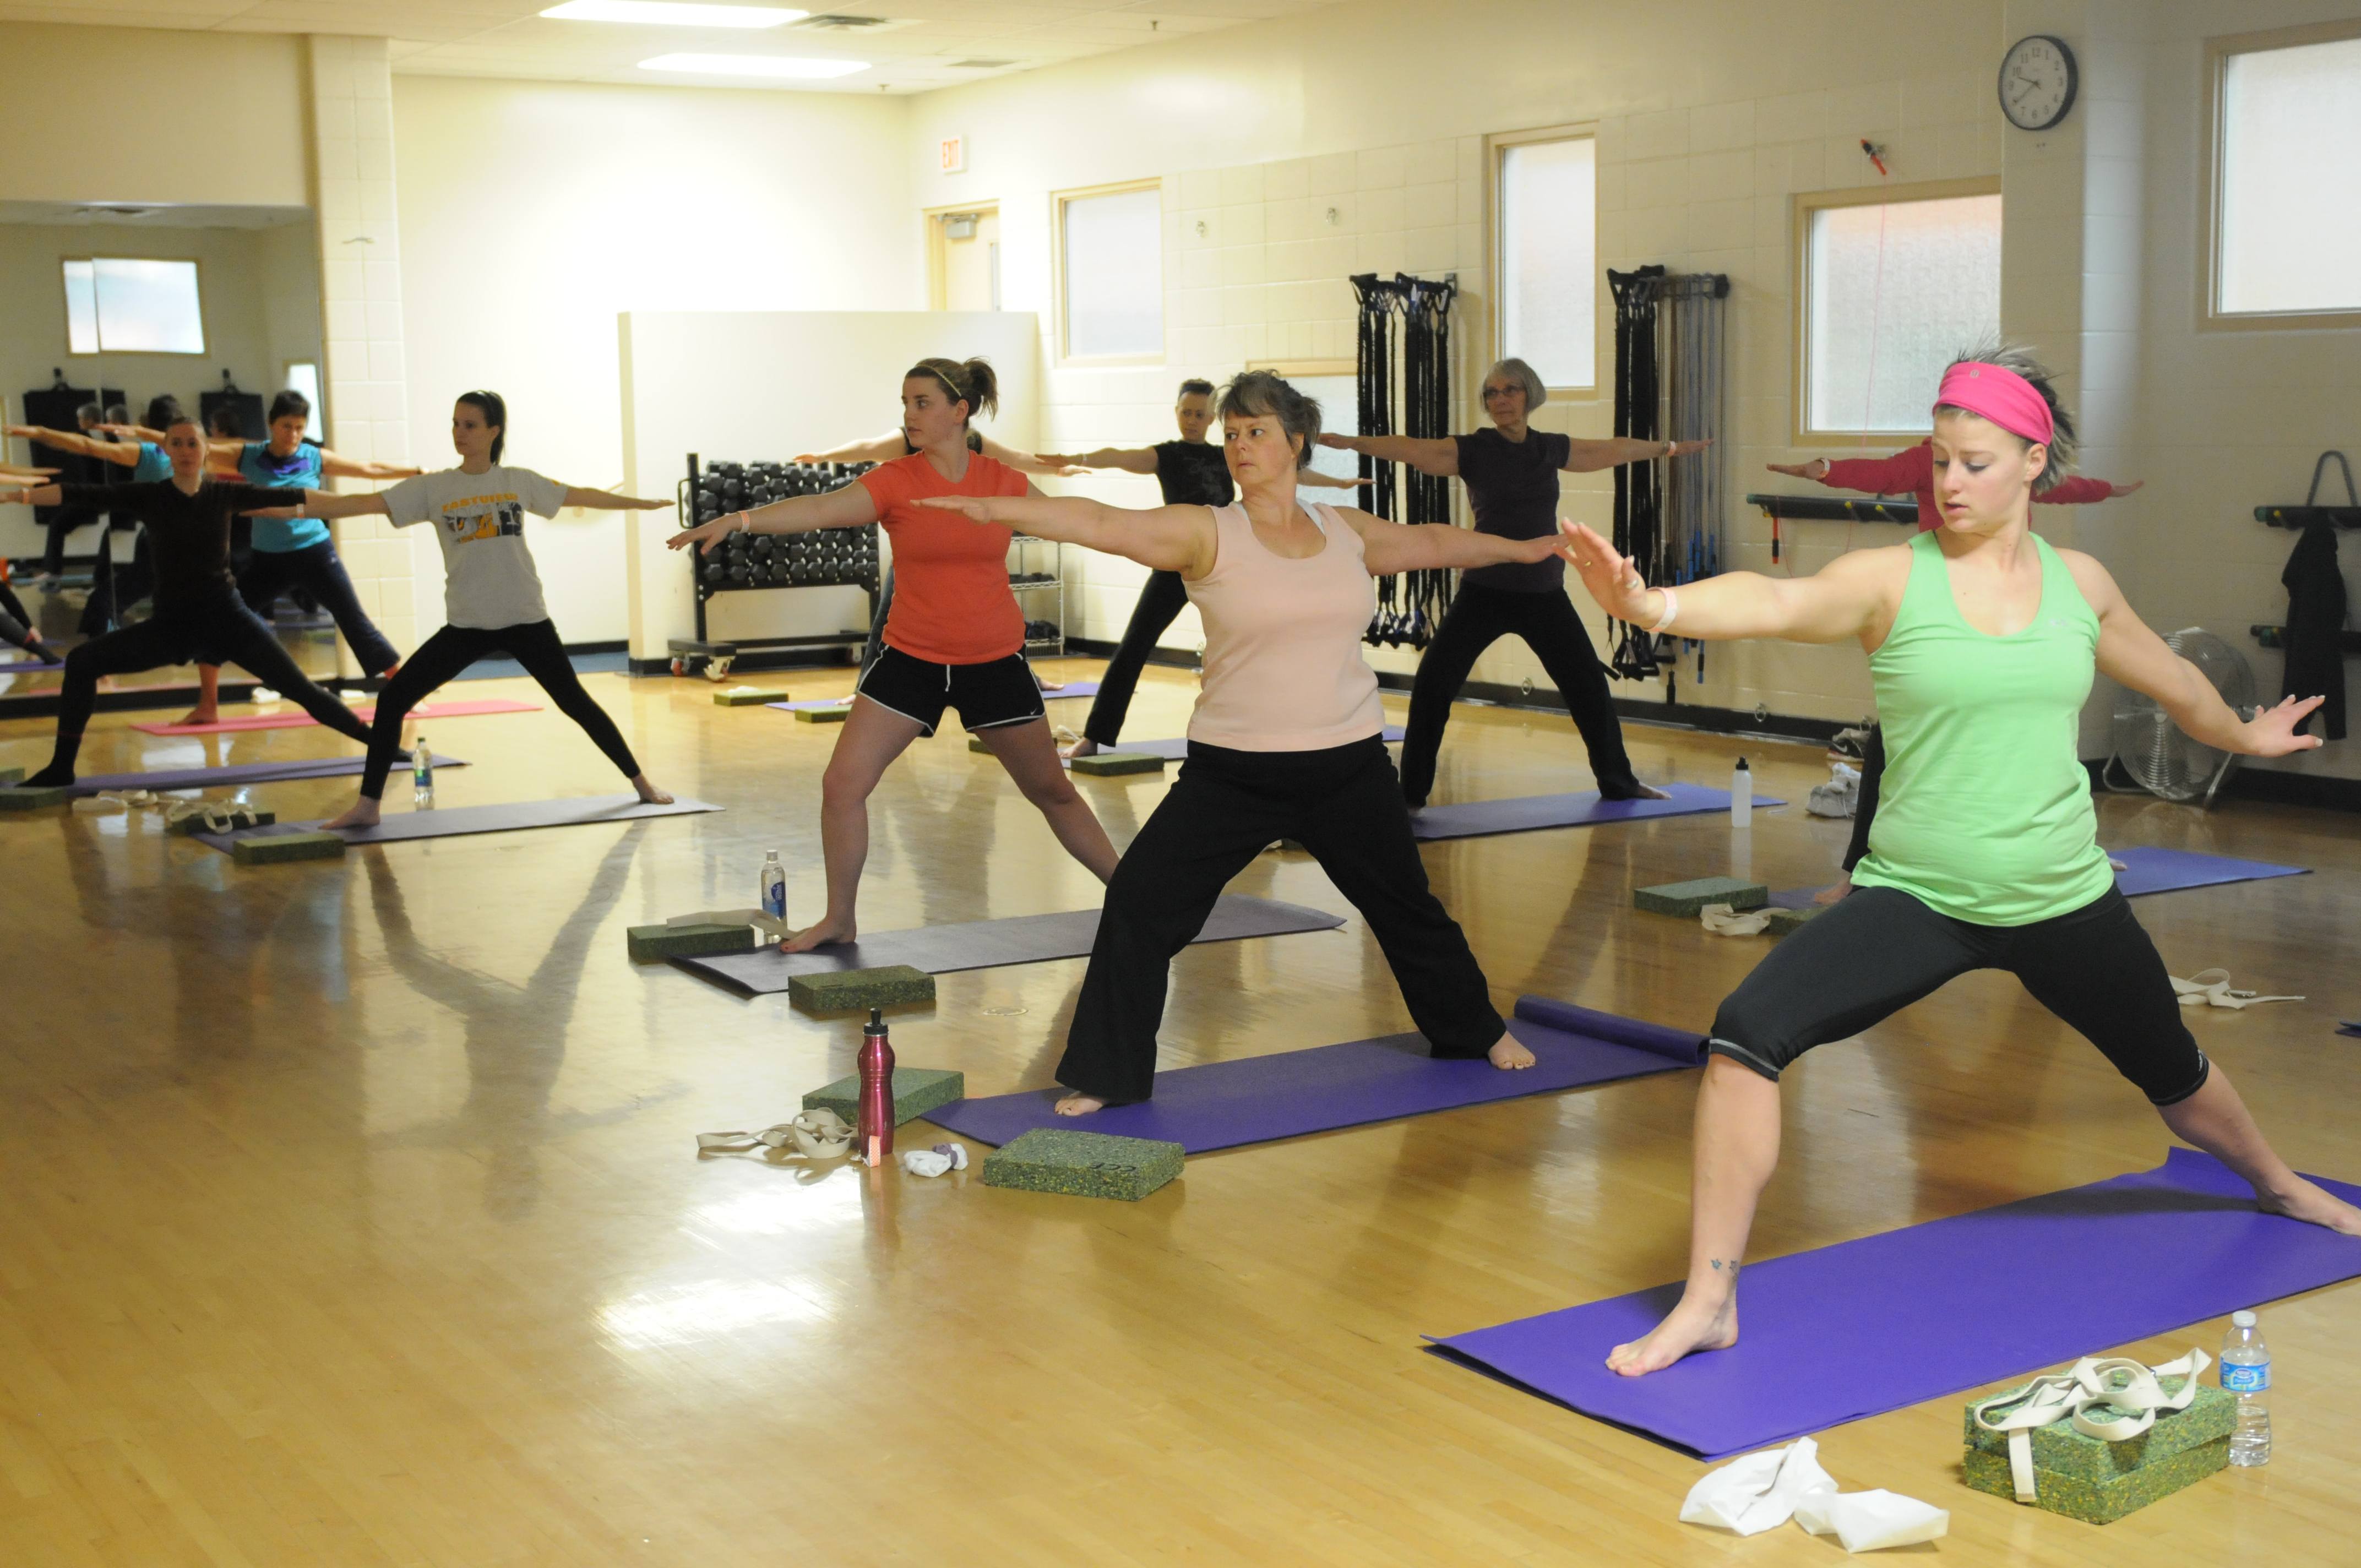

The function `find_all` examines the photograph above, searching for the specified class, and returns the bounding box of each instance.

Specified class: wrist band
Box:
[734,511,751,535]
[1649,585,1679,634]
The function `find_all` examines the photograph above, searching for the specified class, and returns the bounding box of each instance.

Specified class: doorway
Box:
[927,205,1000,311]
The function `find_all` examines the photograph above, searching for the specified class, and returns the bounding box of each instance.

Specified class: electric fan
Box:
[2102,628,2256,808]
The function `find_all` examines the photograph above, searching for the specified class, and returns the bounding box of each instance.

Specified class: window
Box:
[1493,129,1597,391]
[1057,182,1162,361]
[61,258,206,355]
[1794,181,2000,439]
[2210,22,2361,324]
[285,362,325,440]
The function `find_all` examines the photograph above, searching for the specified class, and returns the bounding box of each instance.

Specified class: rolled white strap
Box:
[1970,1349,2211,1502]
[1700,902,1772,937]
[695,1107,852,1161]
[2172,968,2304,1009]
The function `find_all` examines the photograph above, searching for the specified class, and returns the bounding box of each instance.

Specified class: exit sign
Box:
[939,134,966,174]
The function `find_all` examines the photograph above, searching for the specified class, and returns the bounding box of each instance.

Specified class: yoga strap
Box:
[1970,1348,2211,1502]
[695,1107,852,1160]
[2172,969,2304,1009]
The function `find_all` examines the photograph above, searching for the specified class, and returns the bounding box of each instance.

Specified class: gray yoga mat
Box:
[1410,782,1781,841]
[672,894,1345,995]
[66,753,467,798]
[192,793,720,852]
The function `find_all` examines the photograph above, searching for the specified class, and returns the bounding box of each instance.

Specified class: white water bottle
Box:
[411,736,433,806]
[760,850,786,925]
[1730,756,1753,827]
[2222,1310,2271,1466]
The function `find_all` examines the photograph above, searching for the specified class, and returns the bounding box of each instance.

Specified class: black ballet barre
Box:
[1745,492,1919,525]
[2250,624,2361,655]
[2254,505,2360,529]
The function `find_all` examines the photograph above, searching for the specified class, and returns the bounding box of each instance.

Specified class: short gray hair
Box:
[1483,357,1547,412]
[1217,370,1320,470]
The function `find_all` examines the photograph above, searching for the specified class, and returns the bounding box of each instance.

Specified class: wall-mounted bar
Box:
[2251,624,2361,655]
[1745,492,1919,525]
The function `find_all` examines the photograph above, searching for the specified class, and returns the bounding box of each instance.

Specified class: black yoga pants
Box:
[234,542,401,676]
[359,619,640,799]
[1081,569,1190,747]
[0,579,38,654]
[1705,883,2210,1106]
[1399,582,1640,807]
[41,598,371,778]
[1842,723,1885,873]
[1058,734,1505,1103]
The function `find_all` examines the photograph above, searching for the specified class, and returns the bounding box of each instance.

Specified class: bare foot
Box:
[1038,678,1065,693]
[1636,783,1671,801]
[322,797,382,831]
[1054,1093,1106,1116]
[1811,874,1853,907]
[172,706,219,727]
[780,916,855,954]
[2259,1178,2361,1237]
[1060,736,1101,760]
[1489,1032,1536,1070]
[632,774,674,805]
[1606,1289,1739,1376]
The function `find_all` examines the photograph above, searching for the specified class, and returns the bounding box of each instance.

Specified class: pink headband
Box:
[1933,361,2054,447]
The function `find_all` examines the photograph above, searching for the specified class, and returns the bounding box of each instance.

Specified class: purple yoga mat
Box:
[1042,680,1100,699]
[64,752,466,798]
[923,997,1702,1153]
[1410,783,1782,841]
[1769,846,2313,910]
[673,894,1343,995]
[192,792,719,851]
[1430,1147,2361,1460]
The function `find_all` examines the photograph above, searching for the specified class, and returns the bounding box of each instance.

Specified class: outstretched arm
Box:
[5,426,138,466]
[974,434,1080,477]
[0,464,59,481]
[668,481,877,555]
[1566,436,1707,472]
[560,486,671,511]
[320,450,426,482]
[1331,507,1568,577]
[0,483,67,508]
[1562,521,1901,645]
[1320,432,1458,476]
[1036,445,1159,475]
[1299,469,1368,491]
[2065,551,2322,757]
[918,493,1215,576]
[795,431,906,466]
[2038,474,2142,505]
[243,489,391,521]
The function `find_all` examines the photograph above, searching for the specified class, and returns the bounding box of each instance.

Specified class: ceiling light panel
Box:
[638,52,869,77]
[543,2,807,28]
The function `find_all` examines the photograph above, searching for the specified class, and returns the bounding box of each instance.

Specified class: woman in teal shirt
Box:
[1559,347,2358,1379]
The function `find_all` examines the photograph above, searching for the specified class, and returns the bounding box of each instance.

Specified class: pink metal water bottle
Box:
[857,1007,895,1166]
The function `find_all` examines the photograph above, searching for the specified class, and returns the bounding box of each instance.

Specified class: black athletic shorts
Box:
[856,644,1046,737]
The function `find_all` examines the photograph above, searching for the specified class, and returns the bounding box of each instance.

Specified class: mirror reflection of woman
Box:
[1321,358,1699,808]
[668,357,1119,953]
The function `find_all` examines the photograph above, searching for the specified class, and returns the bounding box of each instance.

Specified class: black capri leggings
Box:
[235,542,401,676]
[0,579,40,655]
[1706,883,2210,1106]
[359,619,640,799]
[1058,734,1504,1103]
[1081,568,1190,747]
[1399,581,1641,807]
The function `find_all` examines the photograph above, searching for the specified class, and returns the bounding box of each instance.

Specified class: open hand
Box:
[1559,521,1657,623]
[1668,438,1714,457]
[1766,459,1827,480]
[2243,694,2326,757]
[916,495,1013,525]
[1317,433,1357,451]
[667,515,742,554]
[2110,479,2145,498]
[1509,532,1576,564]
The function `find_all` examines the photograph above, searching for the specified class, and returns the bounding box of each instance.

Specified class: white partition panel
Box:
[618,310,1039,662]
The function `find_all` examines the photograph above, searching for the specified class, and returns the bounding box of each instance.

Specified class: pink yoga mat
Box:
[131,697,541,736]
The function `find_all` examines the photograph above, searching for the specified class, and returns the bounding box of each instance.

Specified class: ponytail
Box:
[906,356,999,426]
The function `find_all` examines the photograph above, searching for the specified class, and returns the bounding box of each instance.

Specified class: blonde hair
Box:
[1939,342,2079,493]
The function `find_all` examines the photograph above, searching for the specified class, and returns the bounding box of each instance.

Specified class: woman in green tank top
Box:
[1559,348,2355,1379]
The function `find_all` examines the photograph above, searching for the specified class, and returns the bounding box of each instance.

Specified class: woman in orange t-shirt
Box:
[668,356,1118,951]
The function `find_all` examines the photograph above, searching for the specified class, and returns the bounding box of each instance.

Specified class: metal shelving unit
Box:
[1011,533,1064,656]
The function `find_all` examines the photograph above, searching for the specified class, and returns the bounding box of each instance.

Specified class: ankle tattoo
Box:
[1709,1257,1742,1281]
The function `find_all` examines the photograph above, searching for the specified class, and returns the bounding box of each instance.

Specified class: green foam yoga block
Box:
[1961,1438,2229,1524]
[0,785,71,810]
[0,766,22,787]
[167,808,276,837]
[787,964,935,1014]
[795,704,851,723]
[982,1128,1183,1202]
[1764,905,1821,937]
[1069,751,1165,777]
[1962,1380,2233,1485]
[231,830,346,866]
[628,922,754,962]
[712,687,790,706]
[966,734,993,753]
[1634,876,1769,917]
[801,1066,966,1127]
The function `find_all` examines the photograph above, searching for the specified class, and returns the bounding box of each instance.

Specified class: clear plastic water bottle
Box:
[760,850,786,925]
[2222,1309,2271,1466]
[411,736,433,807]
[1730,756,1753,827]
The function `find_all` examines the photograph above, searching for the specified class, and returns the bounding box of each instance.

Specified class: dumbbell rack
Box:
[668,454,882,678]
[1011,533,1064,657]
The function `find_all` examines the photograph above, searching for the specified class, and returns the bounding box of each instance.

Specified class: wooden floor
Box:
[3,655,2357,1566]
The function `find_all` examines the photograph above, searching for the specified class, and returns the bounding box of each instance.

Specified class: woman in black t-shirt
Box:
[1321,358,1704,806]
[1042,378,1362,756]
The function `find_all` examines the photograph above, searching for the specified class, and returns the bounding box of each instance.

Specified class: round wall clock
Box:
[1999,34,2079,131]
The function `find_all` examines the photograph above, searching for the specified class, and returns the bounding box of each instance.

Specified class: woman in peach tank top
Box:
[921,371,1568,1113]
